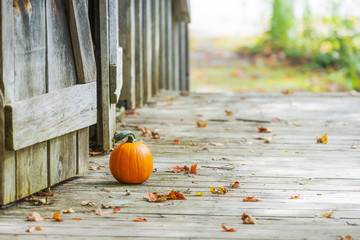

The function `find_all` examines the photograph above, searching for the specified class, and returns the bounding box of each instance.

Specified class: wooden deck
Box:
[0,92,359,239]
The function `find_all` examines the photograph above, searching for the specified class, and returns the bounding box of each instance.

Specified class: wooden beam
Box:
[66,0,97,83]
[5,82,97,151]
[119,0,136,109]
[135,0,144,107]
[172,17,180,91]
[142,0,152,102]
[151,0,160,97]
[165,0,173,90]
[159,0,166,90]
[109,47,123,104]
[179,22,187,91]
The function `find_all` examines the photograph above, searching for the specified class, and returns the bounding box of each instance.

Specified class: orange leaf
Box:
[257,127,272,133]
[243,196,260,202]
[225,110,233,116]
[132,217,147,222]
[242,213,258,224]
[169,164,197,175]
[113,206,121,212]
[35,227,43,231]
[38,187,54,196]
[290,194,300,199]
[167,190,186,200]
[169,166,184,173]
[209,186,228,195]
[72,218,82,220]
[316,133,328,144]
[174,139,180,145]
[222,224,237,232]
[190,164,197,175]
[229,181,240,188]
[146,192,167,202]
[53,212,63,222]
[209,187,216,194]
[196,121,207,128]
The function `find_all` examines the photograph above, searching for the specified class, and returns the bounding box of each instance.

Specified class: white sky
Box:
[189,0,360,38]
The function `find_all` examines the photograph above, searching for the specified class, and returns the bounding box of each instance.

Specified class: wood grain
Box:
[142,0,152,102]
[151,0,160,97]
[134,0,143,107]
[172,20,180,91]
[159,0,166,90]
[66,0,96,83]
[172,0,191,23]
[5,83,97,150]
[165,0,173,90]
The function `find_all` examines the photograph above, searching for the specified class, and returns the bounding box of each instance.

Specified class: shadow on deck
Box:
[0,92,359,239]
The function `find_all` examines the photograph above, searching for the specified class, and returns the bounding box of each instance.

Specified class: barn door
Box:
[0,0,97,204]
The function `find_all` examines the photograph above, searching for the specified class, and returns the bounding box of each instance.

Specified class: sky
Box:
[189,0,360,38]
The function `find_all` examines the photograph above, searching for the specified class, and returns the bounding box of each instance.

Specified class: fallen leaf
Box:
[81,200,96,206]
[243,196,260,202]
[126,189,131,196]
[61,208,75,214]
[38,187,54,196]
[146,192,168,202]
[290,194,300,199]
[89,151,103,156]
[125,109,140,115]
[174,139,180,145]
[26,226,35,232]
[346,221,359,226]
[26,212,44,222]
[120,121,127,127]
[169,166,184,173]
[113,206,121,212]
[167,190,186,200]
[257,127,272,133]
[53,212,63,222]
[242,213,258,224]
[35,227,43,231]
[196,121,207,128]
[319,210,334,218]
[101,204,113,209]
[197,192,203,196]
[212,157,230,161]
[93,207,116,216]
[209,186,228,195]
[229,181,240,188]
[254,136,273,143]
[72,218,82,220]
[225,110,233,116]
[340,235,353,240]
[132,217,147,222]
[351,144,356,149]
[169,164,197,174]
[180,92,189,96]
[316,133,328,144]
[281,89,293,95]
[209,142,226,146]
[222,224,237,232]
[90,166,100,171]
[190,164,197,174]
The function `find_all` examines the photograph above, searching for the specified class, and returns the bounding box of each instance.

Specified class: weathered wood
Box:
[159,0,166,90]
[12,0,48,201]
[172,0,191,23]
[109,1,122,104]
[66,0,96,83]
[179,21,188,91]
[0,0,16,205]
[142,0,152,102]
[46,0,78,186]
[77,127,89,174]
[172,20,180,91]
[165,0,173,90]
[119,0,136,109]
[134,0,143,107]
[5,83,97,150]
[151,0,160,97]
[184,23,190,91]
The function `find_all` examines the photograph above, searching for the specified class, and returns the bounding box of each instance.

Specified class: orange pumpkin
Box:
[110,131,153,184]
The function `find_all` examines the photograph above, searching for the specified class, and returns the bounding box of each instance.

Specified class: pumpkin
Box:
[110,131,153,184]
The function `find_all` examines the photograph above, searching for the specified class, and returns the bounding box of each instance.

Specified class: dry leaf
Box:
[169,164,197,174]
[26,212,44,222]
[180,92,189,96]
[243,196,260,202]
[197,192,203,196]
[209,186,228,195]
[174,139,180,145]
[196,121,207,128]
[35,227,43,231]
[210,142,226,146]
[316,133,328,144]
[340,235,353,240]
[81,200,96,206]
[222,224,237,232]
[146,192,168,202]
[319,210,334,218]
[281,89,293,95]
[257,127,272,133]
[346,221,359,226]
[26,226,35,232]
[290,194,300,199]
[101,204,113,209]
[93,207,116,216]
[113,206,121,212]
[254,136,273,143]
[167,190,186,200]
[72,218,82,220]
[225,110,233,116]
[126,189,131,196]
[242,213,258,224]
[169,166,184,173]
[53,212,63,222]
[132,217,147,222]
[229,181,240,188]
[125,110,140,115]
[38,187,54,196]
[350,144,356,149]
[90,166,100,170]
[61,208,75,214]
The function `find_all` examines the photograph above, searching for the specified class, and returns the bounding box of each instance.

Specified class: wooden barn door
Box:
[0,0,97,205]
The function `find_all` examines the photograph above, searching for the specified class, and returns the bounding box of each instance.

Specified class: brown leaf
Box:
[319,210,334,218]
[38,187,54,196]
[225,110,233,116]
[101,204,113,209]
[125,189,131,196]
[125,110,140,115]
[93,207,116,216]
[281,89,294,95]
[166,190,186,200]
[242,213,258,224]
[26,212,44,222]
[53,212,63,222]
[254,136,273,143]
[60,208,75,214]
[169,164,197,174]
[257,127,272,133]
[72,218,82,220]
[222,224,237,232]
[169,166,184,173]
[132,217,148,222]
[229,181,240,188]
[243,196,260,202]
[180,92,189,96]
[340,235,353,240]
[209,142,226,146]
[196,121,207,128]
[146,192,167,202]
[81,200,96,206]
[316,133,328,144]
[26,226,35,232]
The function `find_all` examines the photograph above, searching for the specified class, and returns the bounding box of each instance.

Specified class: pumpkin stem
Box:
[113,131,137,144]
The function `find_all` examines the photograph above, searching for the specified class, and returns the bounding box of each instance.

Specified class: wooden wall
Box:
[119,0,190,109]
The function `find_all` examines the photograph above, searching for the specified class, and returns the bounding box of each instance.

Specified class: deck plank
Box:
[0,92,359,239]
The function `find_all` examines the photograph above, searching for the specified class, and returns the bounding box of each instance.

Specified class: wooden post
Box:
[151,0,160,97]
[159,0,166,90]
[134,0,143,107]
[165,0,173,90]
[184,22,190,91]
[142,0,152,103]
[119,0,136,109]
[179,21,187,91]
[172,17,180,91]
